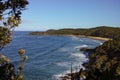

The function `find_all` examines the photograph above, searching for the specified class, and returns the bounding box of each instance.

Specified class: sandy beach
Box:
[67,35,110,41]
[86,36,110,41]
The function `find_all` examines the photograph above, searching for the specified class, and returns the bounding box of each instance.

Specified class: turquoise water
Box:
[2,31,102,80]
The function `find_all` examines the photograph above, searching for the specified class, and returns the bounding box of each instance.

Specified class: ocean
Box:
[2,31,102,80]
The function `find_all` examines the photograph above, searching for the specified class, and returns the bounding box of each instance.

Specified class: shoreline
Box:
[30,33,110,41]
[86,36,110,41]
[58,35,110,80]
[66,35,110,41]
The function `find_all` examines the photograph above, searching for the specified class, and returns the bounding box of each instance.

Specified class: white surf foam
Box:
[56,62,71,67]
[54,52,88,79]
[53,70,71,80]
[53,44,89,80]
[53,63,85,80]
[71,52,88,64]
[72,53,86,58]
[74,45,88,49]
[71,36,80,40]
[100,42,103,45]
[79,39,83,42]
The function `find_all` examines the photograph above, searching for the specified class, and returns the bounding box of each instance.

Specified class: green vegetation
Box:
[0,0,28,80]
[30,26,120,39]
[0,27,12,50]
[83,38,120,80]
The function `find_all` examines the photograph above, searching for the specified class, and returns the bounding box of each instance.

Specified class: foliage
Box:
[84,39,120,80]
[0,0,28,80]
[0,49,28,80]
[0,27,12,50]
[0,0,28,50]
[0,63,16,80]
[30,26,120,40]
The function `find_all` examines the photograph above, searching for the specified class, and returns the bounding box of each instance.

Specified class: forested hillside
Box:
[30,26,120,39]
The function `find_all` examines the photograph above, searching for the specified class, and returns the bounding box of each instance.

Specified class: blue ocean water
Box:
[2,31,102,80]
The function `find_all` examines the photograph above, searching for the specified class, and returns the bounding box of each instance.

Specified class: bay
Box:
[2,31,102,80]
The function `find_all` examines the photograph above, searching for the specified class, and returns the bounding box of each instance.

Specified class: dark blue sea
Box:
[2,31,102,80]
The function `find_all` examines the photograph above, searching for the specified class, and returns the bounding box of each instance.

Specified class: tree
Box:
[0,0,28,50]
[0,0,29,80]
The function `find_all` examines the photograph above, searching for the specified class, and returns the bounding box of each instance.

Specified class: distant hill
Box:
[30,26,120,39]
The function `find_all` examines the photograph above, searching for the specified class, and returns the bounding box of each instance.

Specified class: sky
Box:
[16,0,120,31]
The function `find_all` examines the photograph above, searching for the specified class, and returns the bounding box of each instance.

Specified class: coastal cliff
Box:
[61,38,120,80]
[83,38,120,80]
